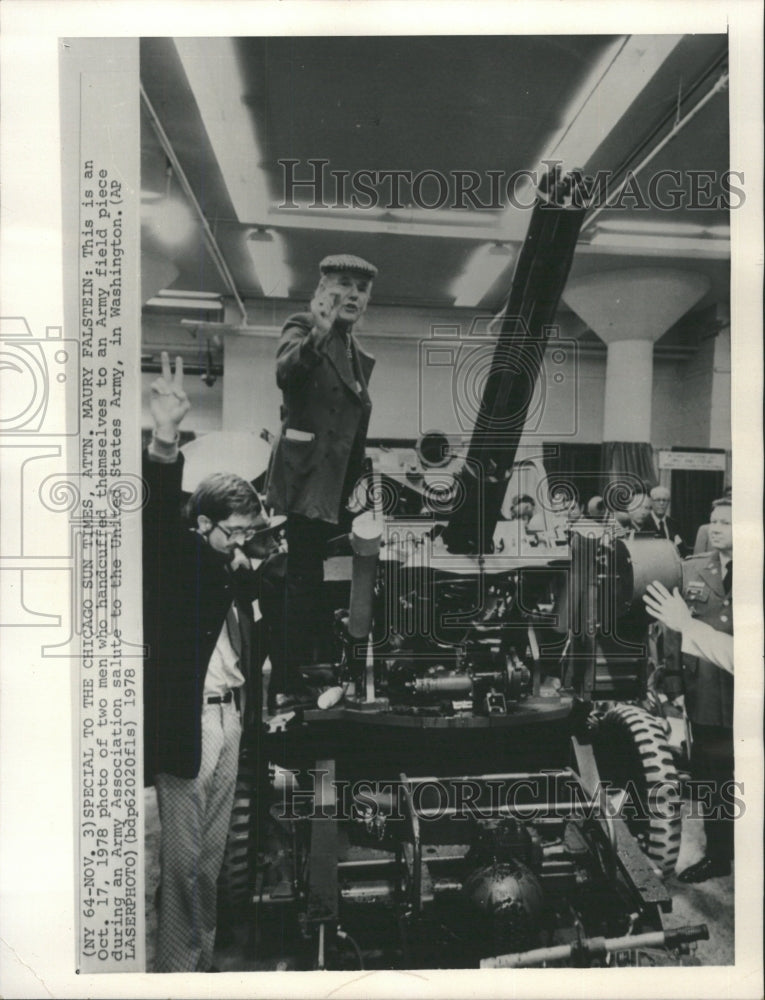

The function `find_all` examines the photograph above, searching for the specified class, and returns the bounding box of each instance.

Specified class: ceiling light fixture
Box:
[541,35,683,177]
[448,34,685,307]
[145,296,224,311]
[246,229,291,298]
[452,242,515,308]
[174,37,270,223]
[156,289,224,300]
[144,164,195,247]
[583,231,730,258]
[596,220,731,238]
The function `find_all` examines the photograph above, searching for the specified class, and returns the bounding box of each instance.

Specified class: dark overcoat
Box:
[266,313,375,524]
[646,511,683,543]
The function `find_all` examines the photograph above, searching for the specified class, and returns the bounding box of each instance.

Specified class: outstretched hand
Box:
[643,581,694,633]
[150,351,190,438]
[310,287,344,340]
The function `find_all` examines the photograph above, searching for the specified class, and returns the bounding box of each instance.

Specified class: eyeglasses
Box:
[213,521,263,543]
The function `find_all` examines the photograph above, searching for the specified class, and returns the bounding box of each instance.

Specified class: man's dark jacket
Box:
[142,450,281,784]
[266,313,374,524]
[646,511,685,549]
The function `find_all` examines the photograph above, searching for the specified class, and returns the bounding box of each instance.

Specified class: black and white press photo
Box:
[0,3,762,998]
[135,30,744,974]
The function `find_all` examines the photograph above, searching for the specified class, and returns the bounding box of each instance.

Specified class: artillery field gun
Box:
[224,169,707,970]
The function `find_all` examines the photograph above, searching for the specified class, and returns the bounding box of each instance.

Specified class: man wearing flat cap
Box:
[266,254,377,708]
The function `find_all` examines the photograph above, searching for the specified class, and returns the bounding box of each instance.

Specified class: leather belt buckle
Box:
[206,691,234,705]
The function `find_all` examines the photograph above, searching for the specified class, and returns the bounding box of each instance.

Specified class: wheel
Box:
[594,703,682,876]
[218,756,257,912]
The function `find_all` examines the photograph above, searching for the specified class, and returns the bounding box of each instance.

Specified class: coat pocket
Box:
[285,427,315,442]
[282,433,317,471]
[280,436,319,512]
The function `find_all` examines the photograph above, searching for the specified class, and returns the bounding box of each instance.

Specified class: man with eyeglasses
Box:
[647,484,686,553]
[143,352,281,971]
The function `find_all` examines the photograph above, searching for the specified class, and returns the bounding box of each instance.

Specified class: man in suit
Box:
[647,484,685,552]
[144,353,281,971]
[673,497,734,882]
[622,488,653,534]
[266,254,377,708]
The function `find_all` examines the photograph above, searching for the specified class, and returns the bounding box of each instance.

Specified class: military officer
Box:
[266,254,377,709]
[676,496,733,882]
[643,581,733,675]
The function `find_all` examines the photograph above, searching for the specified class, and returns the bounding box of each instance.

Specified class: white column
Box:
[709,306,731,451]
[602,337,655,441]
[562,268,711,441]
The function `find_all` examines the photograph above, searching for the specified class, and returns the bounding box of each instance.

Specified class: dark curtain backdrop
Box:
[669,448,725,549]
[600,441,658,509]
[542,442,602,508]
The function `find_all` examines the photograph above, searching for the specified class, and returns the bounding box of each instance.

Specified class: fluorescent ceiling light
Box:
[175,38,503,237]
[455,35,682,305]
[461,34,686,306]
[499,35,683,228]
[174,38,270,222]
[246,230,291,298]
[452,243,515,307]
[597,220,731,238]
[584,232,730,258]
[264,207,502,241]
[144,198,196,247]
[542,36,683,175]
[145,296,224,311]
[157,289,223,300]
[275,203,501,228]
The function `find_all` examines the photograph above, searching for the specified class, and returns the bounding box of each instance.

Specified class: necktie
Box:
[723,560,732,595]
[226,603,242,660]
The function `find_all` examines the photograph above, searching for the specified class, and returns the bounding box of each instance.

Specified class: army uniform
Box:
[681,550,734,865]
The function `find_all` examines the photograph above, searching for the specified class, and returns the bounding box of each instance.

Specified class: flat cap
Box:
[319,254,378,279]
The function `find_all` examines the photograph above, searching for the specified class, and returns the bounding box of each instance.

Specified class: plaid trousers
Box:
[154,700,241,972]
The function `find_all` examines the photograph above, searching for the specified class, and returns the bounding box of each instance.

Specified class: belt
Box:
[206,690,237,705]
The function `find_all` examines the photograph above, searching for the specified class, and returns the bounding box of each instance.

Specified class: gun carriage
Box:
[224,170,704,970]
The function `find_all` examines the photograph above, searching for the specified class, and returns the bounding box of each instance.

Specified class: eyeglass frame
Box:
[212,520,265,543]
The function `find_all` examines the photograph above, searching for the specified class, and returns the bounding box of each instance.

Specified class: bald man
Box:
[647,485,685,552]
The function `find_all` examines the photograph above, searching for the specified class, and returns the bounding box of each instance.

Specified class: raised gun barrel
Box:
[348,511,384,640]
[442,168,587,554]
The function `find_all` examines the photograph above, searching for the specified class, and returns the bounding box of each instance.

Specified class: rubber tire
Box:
[218,757,257,912]
[594,703,682,877]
